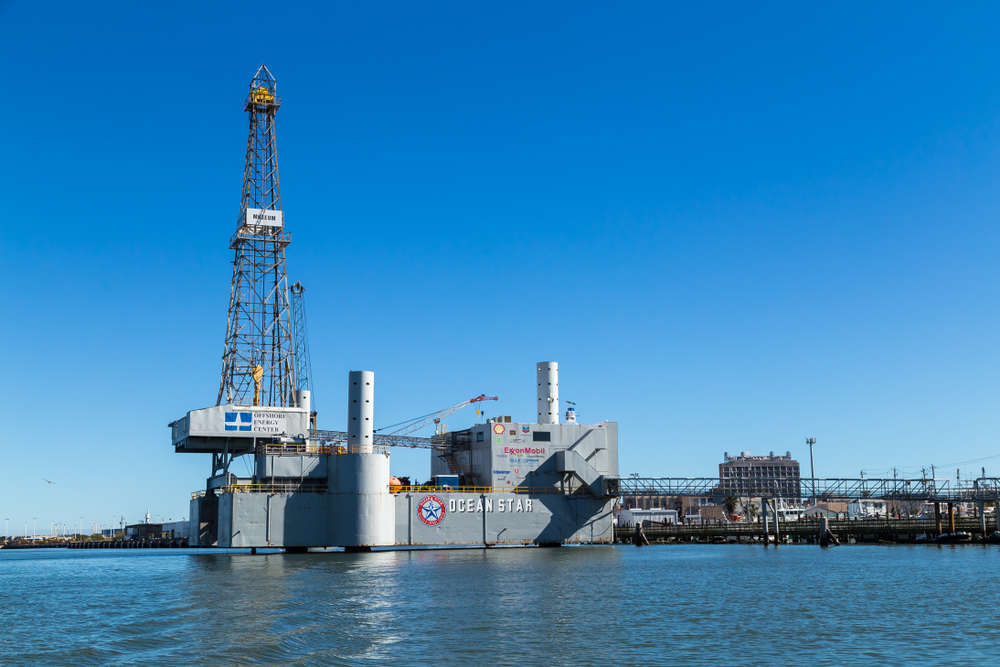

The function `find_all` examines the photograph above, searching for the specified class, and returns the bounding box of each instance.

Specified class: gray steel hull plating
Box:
[193,491,615,548]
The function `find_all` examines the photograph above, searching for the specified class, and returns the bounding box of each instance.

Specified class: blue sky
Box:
[3,2,1000,534]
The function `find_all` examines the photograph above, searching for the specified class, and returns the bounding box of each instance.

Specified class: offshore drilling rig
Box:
[169,66,620,551]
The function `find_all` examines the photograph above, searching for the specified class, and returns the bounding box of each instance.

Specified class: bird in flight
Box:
[43,478,56,485]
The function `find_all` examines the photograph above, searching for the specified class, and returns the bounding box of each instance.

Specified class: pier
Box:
[616,516,998,545]
[67,538,189,549]
[616,476,1000,545]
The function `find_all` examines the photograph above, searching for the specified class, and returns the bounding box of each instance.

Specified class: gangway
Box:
[619,476,1000,503]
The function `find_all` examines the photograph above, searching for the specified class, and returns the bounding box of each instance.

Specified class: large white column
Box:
[333,370,394,548]
[536,361,559,425]
[348,371,374,454]
[328,450,395,548]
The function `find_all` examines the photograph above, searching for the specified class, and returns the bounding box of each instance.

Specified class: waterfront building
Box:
[719,451,802,499]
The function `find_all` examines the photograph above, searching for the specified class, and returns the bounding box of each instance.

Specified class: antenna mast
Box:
[217,65,295,407]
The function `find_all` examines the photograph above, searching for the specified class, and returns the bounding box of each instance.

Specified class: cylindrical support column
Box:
[934,502,941,536]
[328,451,395,547]
[979,500,986,537]
[948,502,956,534]
[348,371,374,454]
[536,362,559,425]
[818,516,829,546]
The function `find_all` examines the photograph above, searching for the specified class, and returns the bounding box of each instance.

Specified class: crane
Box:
[310,394,498,451]
[376,394,498,437]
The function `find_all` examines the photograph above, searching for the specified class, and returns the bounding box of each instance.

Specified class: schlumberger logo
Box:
[224,412,253,432]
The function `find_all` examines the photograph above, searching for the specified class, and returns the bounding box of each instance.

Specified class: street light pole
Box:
[806,438,817,505]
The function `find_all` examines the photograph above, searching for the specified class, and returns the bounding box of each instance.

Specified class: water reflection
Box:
[3,545,998,665]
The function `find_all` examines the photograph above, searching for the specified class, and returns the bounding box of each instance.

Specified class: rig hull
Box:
[192,489,616,549]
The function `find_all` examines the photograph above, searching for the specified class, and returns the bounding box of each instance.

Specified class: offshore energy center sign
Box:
[224,411,287,433]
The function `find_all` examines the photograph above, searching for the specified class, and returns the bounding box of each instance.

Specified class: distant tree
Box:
[742,501,759,522]
[723,495,740,517]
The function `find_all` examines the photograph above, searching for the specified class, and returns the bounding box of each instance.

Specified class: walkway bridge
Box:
[618,477,1000,503]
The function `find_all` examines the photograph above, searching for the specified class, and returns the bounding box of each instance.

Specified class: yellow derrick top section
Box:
[250,86,275,105]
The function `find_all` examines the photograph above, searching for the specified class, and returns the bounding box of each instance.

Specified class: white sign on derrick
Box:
[238,208,284,229]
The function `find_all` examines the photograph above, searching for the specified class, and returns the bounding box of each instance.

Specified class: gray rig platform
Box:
[173,362,620,550]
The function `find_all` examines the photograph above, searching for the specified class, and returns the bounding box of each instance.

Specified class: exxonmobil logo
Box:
[504,447,545,455]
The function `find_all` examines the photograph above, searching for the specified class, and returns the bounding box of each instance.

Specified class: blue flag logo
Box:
[224,412,253,432]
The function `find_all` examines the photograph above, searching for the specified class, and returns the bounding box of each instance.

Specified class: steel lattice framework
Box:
[218,65,295,407]
[289,282,313,394]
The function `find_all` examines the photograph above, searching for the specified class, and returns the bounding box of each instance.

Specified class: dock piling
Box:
[761,498,770,544]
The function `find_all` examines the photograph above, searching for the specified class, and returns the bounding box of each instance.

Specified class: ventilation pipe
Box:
[348,371,374,454]
[536,361,559,425]
[294,389,311,416]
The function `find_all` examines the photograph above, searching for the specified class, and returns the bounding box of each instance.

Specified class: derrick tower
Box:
[218,65,295,408]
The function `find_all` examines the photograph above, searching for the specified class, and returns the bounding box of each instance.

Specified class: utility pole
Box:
[806,438,817,505]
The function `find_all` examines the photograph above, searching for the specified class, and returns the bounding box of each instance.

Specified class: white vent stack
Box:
[294,389,311,416]
[348,371,374,454]
[536,361,559,425]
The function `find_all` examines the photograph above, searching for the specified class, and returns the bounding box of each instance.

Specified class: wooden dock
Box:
[66,538,189,549]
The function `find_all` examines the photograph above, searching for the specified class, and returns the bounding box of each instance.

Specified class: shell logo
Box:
[493,423,506,435]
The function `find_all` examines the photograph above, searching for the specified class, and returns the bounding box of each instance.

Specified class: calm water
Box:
[2,544,999,665]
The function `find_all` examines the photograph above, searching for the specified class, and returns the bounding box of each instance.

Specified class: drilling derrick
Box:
[218,65,295,408]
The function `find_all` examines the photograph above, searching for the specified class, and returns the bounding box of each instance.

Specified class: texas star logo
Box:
[417,495,446,526]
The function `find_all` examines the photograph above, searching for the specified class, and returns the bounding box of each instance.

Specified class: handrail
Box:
[192,484,595,497]
[222,482,328,494]
[391,485,592,495]
[256,444,390,456]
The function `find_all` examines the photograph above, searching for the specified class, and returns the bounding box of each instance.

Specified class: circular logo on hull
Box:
[417,495,446,526]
